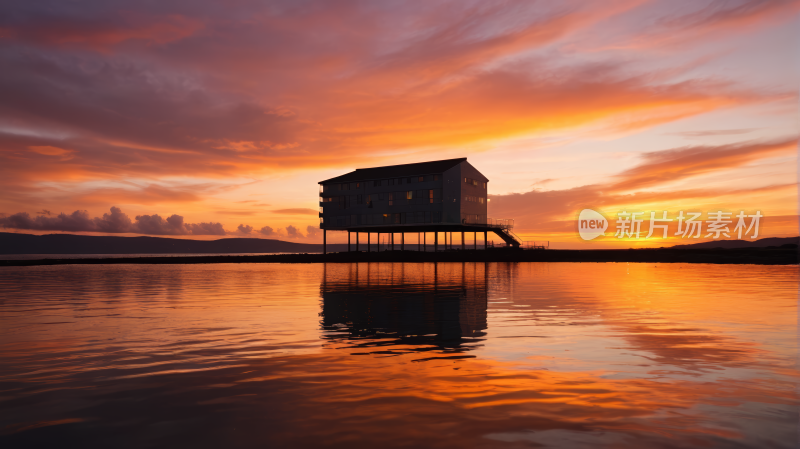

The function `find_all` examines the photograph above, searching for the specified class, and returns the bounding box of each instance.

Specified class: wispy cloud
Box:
[271,208,319,215]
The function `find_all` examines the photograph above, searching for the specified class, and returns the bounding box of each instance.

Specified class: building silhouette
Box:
[318,158,520,253]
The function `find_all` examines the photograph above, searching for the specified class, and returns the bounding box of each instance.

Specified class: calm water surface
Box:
[0,263,796,448]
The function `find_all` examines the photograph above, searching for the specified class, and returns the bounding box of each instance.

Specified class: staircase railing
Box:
[505,228,523,245]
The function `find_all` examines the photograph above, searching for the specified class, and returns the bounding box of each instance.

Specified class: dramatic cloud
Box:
[610,138,797,191]
[490,138,798,236]
[0,208,131,234]
[236,224,253,235]
[0,207,227,235]
[669,129,758,137]
[134,213,186,235]
[184,222,226,235]
[0,0,791,188]
[0,1,794,243]
[596,0,800,50]
[285,225,303,239]
[306,225,320,239]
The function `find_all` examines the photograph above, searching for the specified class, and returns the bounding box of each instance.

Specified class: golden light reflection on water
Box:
[0,262,796,448]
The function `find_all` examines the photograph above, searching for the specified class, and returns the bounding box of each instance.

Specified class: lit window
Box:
[406,191,413,200]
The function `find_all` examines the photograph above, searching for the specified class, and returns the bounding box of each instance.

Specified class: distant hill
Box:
[671,236,798,249]
[0,232,348,255]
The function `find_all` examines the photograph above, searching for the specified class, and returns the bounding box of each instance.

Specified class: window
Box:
[429,190,434,203]
[463,195,486,203]
[464,177,484,187]
[373,180,381,187]
[407,177,413,184]
[461,214,485,224]
[388,178,395,186]
[406,191,413,200]
[388,193,393,206]
[394,213,401,224]
[434,174,440,181]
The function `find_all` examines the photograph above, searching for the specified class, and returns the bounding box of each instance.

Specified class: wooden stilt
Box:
[323,229,327,255]
[461,231,465,251]
[348,231,351,252]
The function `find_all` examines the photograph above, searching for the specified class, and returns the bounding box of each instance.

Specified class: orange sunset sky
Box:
[0,0,797,248]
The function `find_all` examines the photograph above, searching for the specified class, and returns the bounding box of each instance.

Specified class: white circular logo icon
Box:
[578,209,608,241]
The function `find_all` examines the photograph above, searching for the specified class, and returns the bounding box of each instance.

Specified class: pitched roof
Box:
[320,157,467,183]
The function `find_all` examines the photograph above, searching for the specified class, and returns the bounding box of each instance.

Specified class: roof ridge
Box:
[319,157,469,184]
[353,157,466,171]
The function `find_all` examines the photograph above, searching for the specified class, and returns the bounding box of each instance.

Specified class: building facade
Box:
[319,158,489,229]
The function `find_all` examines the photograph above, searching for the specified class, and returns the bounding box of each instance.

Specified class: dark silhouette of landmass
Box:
[671,236,798,249]
[0,232,346,254]
[0,232,796,265]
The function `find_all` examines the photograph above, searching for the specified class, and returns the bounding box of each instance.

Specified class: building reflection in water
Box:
[320,263,488,355]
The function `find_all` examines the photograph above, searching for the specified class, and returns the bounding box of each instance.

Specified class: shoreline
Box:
[1,247,796,266]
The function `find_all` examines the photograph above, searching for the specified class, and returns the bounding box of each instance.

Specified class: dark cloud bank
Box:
[0,206,307,238]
